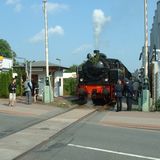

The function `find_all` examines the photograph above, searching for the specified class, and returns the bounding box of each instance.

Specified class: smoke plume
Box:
[93,9,111,49]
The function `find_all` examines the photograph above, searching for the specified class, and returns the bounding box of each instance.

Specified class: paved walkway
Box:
[0,97,67,117]
[101,102,160,130]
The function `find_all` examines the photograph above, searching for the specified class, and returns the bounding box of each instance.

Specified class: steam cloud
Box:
[93,9,111,49]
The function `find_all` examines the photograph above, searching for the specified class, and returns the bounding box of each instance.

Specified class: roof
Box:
[32,61,58,67]
[32,61,68,69]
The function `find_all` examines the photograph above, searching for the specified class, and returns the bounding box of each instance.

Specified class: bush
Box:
[0,72,11,98]
[0,69,25,98]
[64,78,77,95]
[155,98,160,111]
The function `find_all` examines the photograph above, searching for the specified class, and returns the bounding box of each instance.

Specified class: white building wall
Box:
[54,71,63,97]
[157,62,160,100]
[150,2,160,106]
[0,57,12,71]
[63,72,77,78]
[37,72,46,97]
[150,2,160,53]
[32,70,64,98]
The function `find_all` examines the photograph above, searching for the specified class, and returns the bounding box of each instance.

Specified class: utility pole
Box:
[43,0,49,78]
[142,0,150,111]
[43,0,53,103]
[144,0,149,80]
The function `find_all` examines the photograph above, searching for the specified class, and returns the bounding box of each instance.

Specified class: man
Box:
[8,78,16,107]
[24,77,32,104]
[115,79,123,112]
[124,79,134,111]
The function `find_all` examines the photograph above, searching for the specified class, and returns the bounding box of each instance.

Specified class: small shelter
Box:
[31,61,68,98]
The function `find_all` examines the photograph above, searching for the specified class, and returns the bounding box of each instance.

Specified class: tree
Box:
[64,64,78,73]
[0,39,16,59]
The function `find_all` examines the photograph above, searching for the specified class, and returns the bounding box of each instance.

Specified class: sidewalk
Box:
[0,97,72,117]
[101,102,160,130]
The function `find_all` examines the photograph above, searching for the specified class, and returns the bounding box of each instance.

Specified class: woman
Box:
[8,78,16,107]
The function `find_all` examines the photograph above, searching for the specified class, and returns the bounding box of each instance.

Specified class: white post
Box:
[144,0,149,80]
[43,0,49,78]
[42,0,54,103]
[142,0,150,111]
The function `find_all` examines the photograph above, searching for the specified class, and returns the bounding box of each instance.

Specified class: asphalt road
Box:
[17,112,160,160]
[0,107,68,139]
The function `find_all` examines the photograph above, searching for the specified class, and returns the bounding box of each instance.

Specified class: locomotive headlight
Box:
[104,78,108,82]
[80,78,83,82]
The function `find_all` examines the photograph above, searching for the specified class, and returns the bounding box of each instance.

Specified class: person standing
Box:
[115,79,123,112]
[8,78,16,107]
[24,77,33,104]
[33,82,39,102]
[124,79,134,111]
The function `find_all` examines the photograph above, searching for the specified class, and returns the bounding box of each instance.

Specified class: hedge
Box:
[0,69,25,98]
[0,72,11,98]
[155,98,160,111]
[63,78,77,95]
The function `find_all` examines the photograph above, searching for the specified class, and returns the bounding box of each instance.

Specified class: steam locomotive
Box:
[77,50,132,105]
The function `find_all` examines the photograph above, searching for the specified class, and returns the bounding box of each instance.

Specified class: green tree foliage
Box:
[0,39,16,60]
[0,72,11,98]
[0,68,25,98]
[63,78,77,95]
[155,98,160,111]
[64,65,77,73]
[13,67,26,96]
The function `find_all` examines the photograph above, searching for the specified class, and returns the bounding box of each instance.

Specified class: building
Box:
[63,72,77,79]
[0,56,12,72]
[31,61,68,98]
[149,1,160,108]
[150,1,160,56]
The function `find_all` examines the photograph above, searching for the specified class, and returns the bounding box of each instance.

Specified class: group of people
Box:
[115,79,134,112]
[8,77,39,107]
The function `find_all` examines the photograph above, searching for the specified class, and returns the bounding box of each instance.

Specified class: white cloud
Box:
[47,2,69,13]
[6,0,19,5]
[14,3,22,12]
[31,2,69,14]
[73,44,92,54]
[29,25,64,43]
[5,0,22,12]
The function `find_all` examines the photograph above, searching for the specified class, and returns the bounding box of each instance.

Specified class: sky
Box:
[0,0,159,72]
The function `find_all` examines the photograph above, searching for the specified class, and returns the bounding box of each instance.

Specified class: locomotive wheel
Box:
[78,96,87,105]
[92,98,106,105]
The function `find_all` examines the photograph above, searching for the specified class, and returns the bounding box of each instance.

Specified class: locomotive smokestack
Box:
[94,50,100,54]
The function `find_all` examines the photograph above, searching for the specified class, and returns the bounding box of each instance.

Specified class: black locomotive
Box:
[77,50,132,104]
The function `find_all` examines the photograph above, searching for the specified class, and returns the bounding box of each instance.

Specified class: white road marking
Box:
[68,144,160,160]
